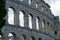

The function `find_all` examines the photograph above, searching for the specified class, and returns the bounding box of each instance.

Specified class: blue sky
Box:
[44,0,60,21]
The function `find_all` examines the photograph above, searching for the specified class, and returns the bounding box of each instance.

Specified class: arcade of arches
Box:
[0,7,52,40]
[7,7,46,30]
[0,33,42,40]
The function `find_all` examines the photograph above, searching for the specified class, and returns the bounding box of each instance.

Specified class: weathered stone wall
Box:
[1,0,60,40]
[1,25,55,40]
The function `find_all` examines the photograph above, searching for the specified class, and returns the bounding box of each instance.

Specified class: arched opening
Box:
[8,7,14,25]
[42,20,45,32]
[31,36,35,40]
[54,31,57,35]
[39,38,42,40]
[42,20,45,28]
[35,2,38,8]
[41,6,43,12]
[29,0,32,5]
[8,33,16,40]
[21,34,26,40]
[19,11,25,27]
[29,14,33,29]
[36,17,40,30]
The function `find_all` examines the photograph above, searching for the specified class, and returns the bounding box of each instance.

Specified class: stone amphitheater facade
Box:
[0,0,60,40]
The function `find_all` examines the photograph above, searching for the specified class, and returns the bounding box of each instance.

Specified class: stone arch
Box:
[7,6,15,25]
[20,10,26,15]
[36,16,40,30]
[35,2,38,8]
[8,32,16,40]
[29,14,33,18]
[29,14,33,29]
[31,36,35,40]
[21,34,26,40]
[42,19,45,28]
[29,0,32,5]
[9,6,16,12]
[19,10,26,27]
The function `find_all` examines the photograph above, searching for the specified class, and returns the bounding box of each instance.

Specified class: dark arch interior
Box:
[43,19,45,23]
[39,38,42,40]
[8,32,17,40]
[22,34,26,40]
[31,36,35,40]
[10,6,15,11]
[20,10,26,15]
[10,32,16,38]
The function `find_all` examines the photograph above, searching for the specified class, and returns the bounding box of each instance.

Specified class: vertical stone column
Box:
[24,13,29,28]
[27,35,31,40]
[5,5,9,25]
[5,12,9,25]
[14,11,19,25]
[32,16,36,30]
[17,37,21,40]
[3,33,9,40]
[44,20,49,33]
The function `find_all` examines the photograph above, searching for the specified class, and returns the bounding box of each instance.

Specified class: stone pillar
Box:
[17,34,22,40]
[17,37,21,40]
[5,12,9,25]
[14,11,19,25]
[32,16,36,30]
[27,35,31,40]
[24,13,29,28]
[5,5,9,25]
[44,21,47,33]
[3,34,9,40]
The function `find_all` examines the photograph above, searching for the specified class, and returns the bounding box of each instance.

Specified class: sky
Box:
[44,0,60,21]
